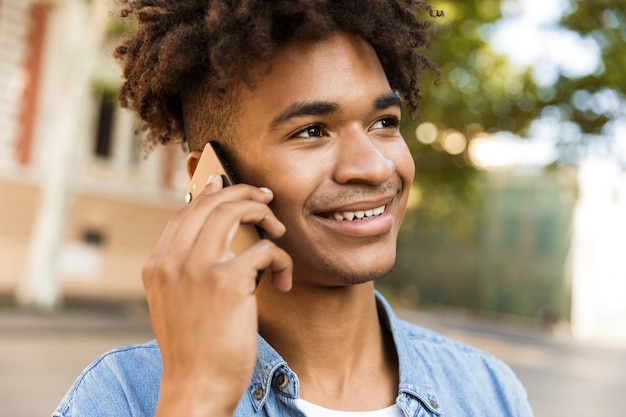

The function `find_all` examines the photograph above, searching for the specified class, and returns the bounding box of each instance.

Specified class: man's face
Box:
[227,32,415,287]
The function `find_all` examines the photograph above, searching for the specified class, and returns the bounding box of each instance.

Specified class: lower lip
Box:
[314,206,395,237]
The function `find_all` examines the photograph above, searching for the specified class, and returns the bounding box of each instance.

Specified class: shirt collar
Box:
[375,291,444,415]
[246,290,443,415]
[247,335,298,411]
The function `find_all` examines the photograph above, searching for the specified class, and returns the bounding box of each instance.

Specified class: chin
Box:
[318,256,396,286]
[340,265,394,285]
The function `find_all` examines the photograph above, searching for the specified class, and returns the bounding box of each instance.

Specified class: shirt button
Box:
[429,399,439,409]
[253,387,264,400]
[275,373,289,388]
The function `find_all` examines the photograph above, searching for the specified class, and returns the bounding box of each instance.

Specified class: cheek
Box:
[265,149,328,191]
[268,164,313,212]
[264,159,311,195]
[246,158,312,219]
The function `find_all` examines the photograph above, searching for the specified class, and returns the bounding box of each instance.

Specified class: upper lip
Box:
[313,196,394,216]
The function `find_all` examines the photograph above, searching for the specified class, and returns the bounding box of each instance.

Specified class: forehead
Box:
[237,32,393,120]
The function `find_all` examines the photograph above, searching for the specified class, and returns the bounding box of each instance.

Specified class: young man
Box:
[54,1,533,416]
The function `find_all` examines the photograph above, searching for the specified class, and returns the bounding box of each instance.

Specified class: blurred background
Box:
[1,0,625,416]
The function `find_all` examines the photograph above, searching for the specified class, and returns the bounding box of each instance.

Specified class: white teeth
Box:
[342,211,355,221]
[330,205,386,221]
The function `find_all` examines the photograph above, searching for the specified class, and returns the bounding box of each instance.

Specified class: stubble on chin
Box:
[318,258,396,286]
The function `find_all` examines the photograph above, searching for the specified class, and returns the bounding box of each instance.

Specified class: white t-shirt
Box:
[295,398,404,417]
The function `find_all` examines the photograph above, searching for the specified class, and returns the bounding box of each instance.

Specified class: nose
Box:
[332,128,395,185]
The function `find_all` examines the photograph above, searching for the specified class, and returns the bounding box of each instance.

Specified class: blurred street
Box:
[1,304,625,417]
[396,307,626,416]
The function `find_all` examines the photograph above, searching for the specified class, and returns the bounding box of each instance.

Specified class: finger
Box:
[171,182,276,256]
[142,176,226,292]
[146,176,225,270]
[243,240,293,291]
[231,239,293,294]
[188,199,285,262]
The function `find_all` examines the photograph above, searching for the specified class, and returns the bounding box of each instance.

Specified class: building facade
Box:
[0,0,186,306]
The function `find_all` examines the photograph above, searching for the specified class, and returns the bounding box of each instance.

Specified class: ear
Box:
[186,150,202,179]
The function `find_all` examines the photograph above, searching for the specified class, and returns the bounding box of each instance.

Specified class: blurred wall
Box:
[388,167,576,321]
[570,157,626,345]
[0,0,187,304]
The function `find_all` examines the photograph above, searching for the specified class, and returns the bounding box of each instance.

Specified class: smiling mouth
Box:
[323,205,386,221]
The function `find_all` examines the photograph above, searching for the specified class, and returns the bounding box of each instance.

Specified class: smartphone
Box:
[186,141,267,284]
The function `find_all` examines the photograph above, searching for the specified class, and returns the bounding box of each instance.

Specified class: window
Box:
[94,95,115,158]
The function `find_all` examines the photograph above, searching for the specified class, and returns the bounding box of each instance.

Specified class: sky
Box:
[492,0,601,85]
[472,0,626,168]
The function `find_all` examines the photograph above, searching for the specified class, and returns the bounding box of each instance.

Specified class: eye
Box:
[292,124,326,139]
[370,116,401,130]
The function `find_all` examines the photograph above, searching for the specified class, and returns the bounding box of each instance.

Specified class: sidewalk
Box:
[0,307,154,417]
[1,305,625,417]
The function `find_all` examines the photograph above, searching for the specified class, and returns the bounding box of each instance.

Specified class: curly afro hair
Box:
[114,0,440,152]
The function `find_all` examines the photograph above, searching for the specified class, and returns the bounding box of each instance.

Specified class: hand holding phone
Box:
[142,142,292,417]
[186,141,267,283]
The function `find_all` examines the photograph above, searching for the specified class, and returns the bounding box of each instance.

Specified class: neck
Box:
[256,281,398,411]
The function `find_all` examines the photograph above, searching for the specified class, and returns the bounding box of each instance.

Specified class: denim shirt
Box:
[53,293,533,417]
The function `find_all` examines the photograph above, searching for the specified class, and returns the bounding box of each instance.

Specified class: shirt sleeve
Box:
[52,343,161,417]
[480,355,534,417]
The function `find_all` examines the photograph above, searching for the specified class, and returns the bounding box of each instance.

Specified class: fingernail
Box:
[259,187,271,194]
[206,174,215,185]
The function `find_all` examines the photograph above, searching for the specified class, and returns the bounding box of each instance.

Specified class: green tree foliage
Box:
[402,0,625,229]
[389,0,623,314]
[539,0,626,164]
[407,0,626,166]
[415,1,539,138]
[401,0,540,236]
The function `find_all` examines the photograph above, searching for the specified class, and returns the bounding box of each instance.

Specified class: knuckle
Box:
[167,209,186,226]
[207,262,233,290]
[153,255,180,280]
[194,189,214,203]
[187,187,220,210]
[140,255,158,285]
[180,261,203,282]
[211,200,234,216]
[141,256,155,275]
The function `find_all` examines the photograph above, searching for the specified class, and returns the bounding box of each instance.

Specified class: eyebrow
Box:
[269,92,403,132]
[374,92,402,111]
[269,101,339,132]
